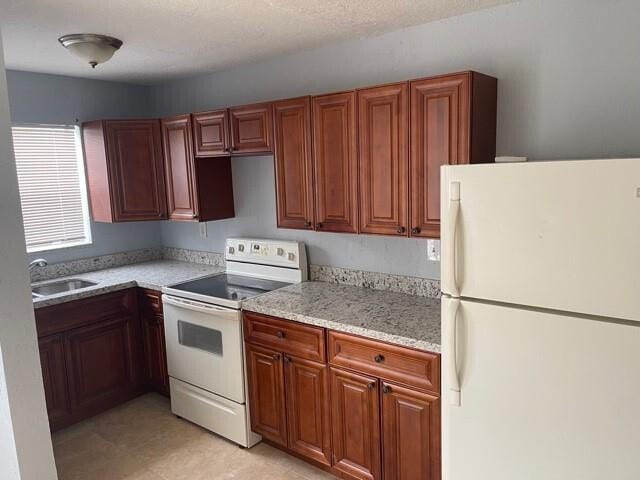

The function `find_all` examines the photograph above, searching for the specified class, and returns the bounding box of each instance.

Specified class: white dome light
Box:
[58,34,123,69]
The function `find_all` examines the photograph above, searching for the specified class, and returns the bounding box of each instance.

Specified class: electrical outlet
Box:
[427,239,441,261]
[199,223,208,239]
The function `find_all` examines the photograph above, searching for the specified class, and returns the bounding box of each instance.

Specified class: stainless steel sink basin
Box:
[32,279,97,297]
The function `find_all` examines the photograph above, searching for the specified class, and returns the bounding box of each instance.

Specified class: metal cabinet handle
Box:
[382,385,391,394]
[367,382,375,390]
[411,227,421,235]
[305,221,312,228]
[284,355,292,363]
[273,353,281,361]
[374,354,385,363]
[396,226,406,234]
[316,222,323,229]
[275,330,285,339]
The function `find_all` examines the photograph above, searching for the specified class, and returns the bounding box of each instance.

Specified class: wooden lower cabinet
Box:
[285,356,332,466]
[35,289,144,431]
[38,334,72,427]
[246,344,288,446]
[243,312,441,480]
[330,367,381,480]
[382,382,441,480]
[139,289,169,396]
[66,315,143,417]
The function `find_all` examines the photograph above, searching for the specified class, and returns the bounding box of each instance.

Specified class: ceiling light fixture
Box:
[58,34,123,69]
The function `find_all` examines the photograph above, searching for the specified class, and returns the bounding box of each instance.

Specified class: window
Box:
[11,124,92,252]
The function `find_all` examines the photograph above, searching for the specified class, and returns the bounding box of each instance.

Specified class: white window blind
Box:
[11,125,92,252]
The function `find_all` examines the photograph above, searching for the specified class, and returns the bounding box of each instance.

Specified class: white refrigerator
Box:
[440,158,640,480]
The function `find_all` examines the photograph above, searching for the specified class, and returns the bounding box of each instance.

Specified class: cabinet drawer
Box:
[243,312,325,362]
[328,331,439,393]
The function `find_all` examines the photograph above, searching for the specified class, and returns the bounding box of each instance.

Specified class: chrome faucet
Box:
[29,258,48,271]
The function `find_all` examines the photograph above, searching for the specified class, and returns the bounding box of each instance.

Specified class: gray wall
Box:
[5,70,162,263]
[152,0,640,280]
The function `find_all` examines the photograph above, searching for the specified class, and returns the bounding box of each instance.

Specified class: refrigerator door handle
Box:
[447,297,462,407]
[445,181,461,297]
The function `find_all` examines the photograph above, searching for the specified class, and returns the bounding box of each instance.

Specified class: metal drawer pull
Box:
[382,385,391,394]
[273,353,281,361]
[284,355,292,363]
[275,330,286,339]
[374,354,385,363]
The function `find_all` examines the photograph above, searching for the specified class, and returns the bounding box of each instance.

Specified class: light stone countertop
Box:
[32,260,225,309]
[242,281,441,353]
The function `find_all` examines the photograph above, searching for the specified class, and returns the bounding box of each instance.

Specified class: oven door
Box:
[162,294,244,403]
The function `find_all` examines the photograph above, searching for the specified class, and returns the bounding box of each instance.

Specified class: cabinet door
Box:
[284,355,331,466]
[38,334,71,427]
[192,110,230,157]
[246,344,287,446]
[141,311,169,396]
[104,120,167,221]
[330,367,381,480]
[273,97,314,230]
[410,73,470,238]
[229,102,273,154]
[66,315,143,416]
[162,115,199,220]
[312,92,358,233]
[138,289,169,396]
[358,83,408,236]
[382,382,440,480]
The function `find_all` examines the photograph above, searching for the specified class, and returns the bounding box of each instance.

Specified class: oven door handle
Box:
[162,294,236,316]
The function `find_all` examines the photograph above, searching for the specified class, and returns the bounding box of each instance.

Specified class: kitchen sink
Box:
[32,279,97,297]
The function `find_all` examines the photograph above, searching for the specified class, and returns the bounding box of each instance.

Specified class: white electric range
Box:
[162,238,307,447]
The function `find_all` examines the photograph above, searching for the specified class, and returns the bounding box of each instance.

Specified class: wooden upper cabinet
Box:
[229,102,273,154]
[272,97,315,230]
[82,120,167,222]
[330,367,382,480]
[358,83,409,236]
[382,382,441,480]
[312,92,359,233]
[192,109,230,157]
[410,71,497,238]
[161,115,199,221]
[161,115,235,222]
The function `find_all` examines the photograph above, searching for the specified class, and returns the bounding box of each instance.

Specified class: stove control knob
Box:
[277,247,284,256]
[238,244,245,252]
[288,252,295,261]
[228,246,235,254]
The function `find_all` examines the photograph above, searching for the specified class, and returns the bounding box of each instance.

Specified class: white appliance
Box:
[162,238,307,447]
[440,158,640,480]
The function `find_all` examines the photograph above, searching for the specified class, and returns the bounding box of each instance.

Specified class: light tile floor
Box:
[52,393,335,480]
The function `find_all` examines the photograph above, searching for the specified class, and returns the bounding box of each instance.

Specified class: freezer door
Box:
[441,158,640,321]
[441,296,640,480]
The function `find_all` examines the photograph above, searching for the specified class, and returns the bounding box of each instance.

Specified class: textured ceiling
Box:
[1,0,512,84]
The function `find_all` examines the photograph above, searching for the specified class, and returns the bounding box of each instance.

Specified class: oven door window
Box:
[177,320,223,356]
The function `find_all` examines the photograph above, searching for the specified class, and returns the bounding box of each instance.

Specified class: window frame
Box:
[12,123,93,253]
